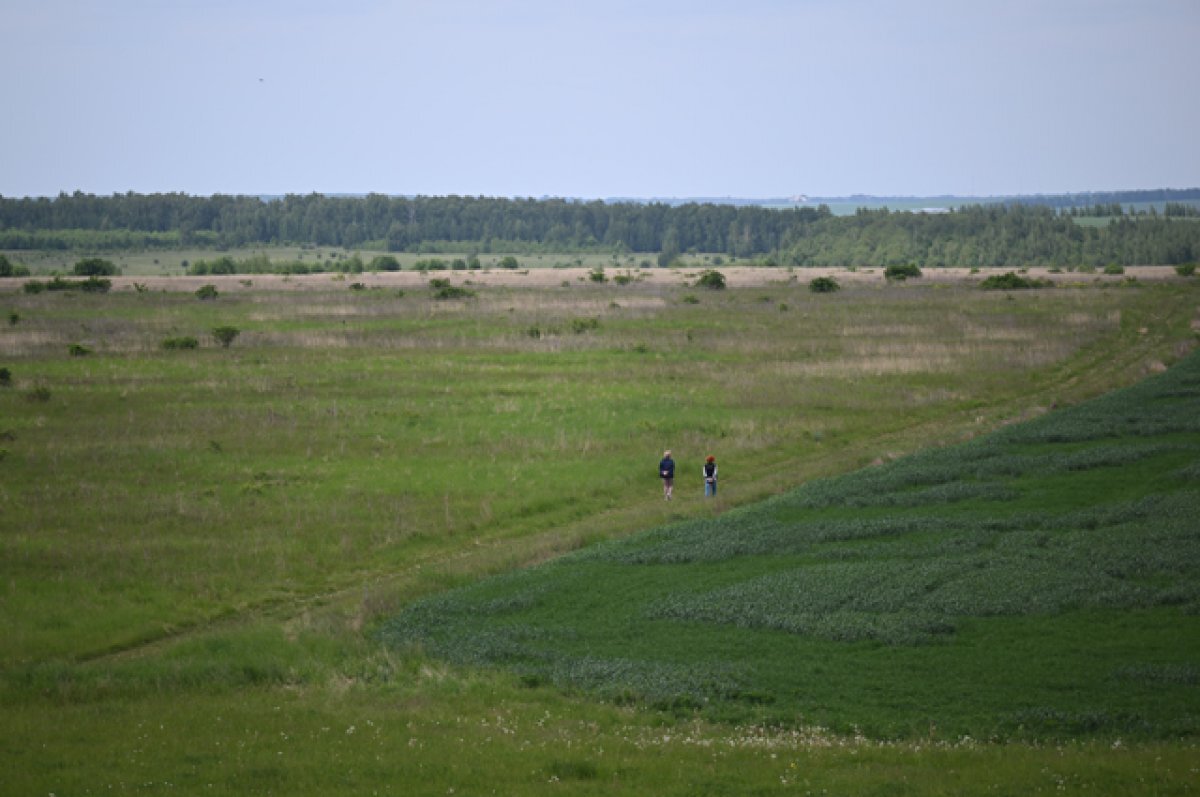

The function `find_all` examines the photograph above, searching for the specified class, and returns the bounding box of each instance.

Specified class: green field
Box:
[1,270,1198,794]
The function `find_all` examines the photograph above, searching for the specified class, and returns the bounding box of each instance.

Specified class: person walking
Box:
[703,455,718,497]
[659,450,675,500]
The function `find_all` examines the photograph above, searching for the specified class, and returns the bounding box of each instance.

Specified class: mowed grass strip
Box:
[381,347,1200,741]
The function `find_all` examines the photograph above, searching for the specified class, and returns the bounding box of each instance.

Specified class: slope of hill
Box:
[383,350,1200,740]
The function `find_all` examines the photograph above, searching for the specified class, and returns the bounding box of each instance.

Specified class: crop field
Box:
[1,268,1199,794]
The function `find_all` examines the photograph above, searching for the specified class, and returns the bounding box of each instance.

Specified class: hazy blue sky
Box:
[2,0,1197,199]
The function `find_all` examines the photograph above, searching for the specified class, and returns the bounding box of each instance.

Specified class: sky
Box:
[1,0,1198,199]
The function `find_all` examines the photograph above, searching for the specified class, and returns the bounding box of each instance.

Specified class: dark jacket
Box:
[659,457,675,479]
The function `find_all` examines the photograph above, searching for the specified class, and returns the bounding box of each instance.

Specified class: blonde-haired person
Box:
[658,450,675,500]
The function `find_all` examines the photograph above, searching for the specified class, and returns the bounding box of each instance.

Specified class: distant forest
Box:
[1,191,1198,268]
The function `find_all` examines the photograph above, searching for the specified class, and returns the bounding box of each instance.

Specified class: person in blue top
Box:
[703,455,718,497]
[658,449,675,500]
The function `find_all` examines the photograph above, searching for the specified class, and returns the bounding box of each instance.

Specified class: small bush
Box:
[695,270,726,290]
[162,336,200,350]
[68,343,91,357]
[25,385,50,403]
[589,268,607,283]
[370,255,401,272]
[571,317,600,334]
[884,264,922,281]
[73,257,118,277]
[980,272,1053,290]
[23,281,45,295]
[212,326,240,348]
[809,276,841,293]
[0,367,11,386]
[432,285,475,300]
[79,276,111,293]
[429,278,451,289]
[8,312,18,326]
[613,274,633,285]
[1103,264,1126,275]
[499,256,520,270]
[348,282,366,291]
[1174,263,1196,277]
[681,294,700,305]
[195,284,219,300]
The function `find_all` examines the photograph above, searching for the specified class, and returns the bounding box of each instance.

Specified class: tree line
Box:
[0,192,1197,267]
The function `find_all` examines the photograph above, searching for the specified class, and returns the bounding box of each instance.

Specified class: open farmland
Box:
[1,269,1198,794]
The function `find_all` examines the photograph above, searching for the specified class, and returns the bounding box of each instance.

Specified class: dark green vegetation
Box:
[980,272,1056,290]
[885,263,923,280]
[2,191,1199,268]
[384,351,1200,740]
[2,273,1198,794]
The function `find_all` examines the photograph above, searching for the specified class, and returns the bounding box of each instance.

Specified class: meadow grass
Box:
[2,246,723,277]
[1,272,1198,793]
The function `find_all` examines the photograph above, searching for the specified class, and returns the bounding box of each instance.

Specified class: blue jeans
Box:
[705,480,717,497]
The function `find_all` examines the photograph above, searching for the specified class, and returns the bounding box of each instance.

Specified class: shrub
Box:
[613,274,633,285]
[695,270,726,290]
[1174,263,1196,277]
[370,255,401,272]
[25,385,50,402]
[432,285,475,300]
[571,317,600,334]
[429,278,451,289]
[212,326,240,348]
[73,257,118,277]
[0,367,11,385]
[23,281,45,294]
[195,284,219,300]
[1103,264,1126,275]
[68,343,91,357]
[884,263,922,280]
[681,294,700,305]
[79,276,111,293]
[589,268,607,283]
[8,312,18,326]
[162,336,200,350]
[979,272,1053,290]
[809,276,841,293]
[499,256,520,270]
[0,254,13,277]
[348,282,366,291]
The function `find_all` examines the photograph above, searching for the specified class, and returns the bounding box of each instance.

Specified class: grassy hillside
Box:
[1,272,1198,794]
[382,348,1200,740]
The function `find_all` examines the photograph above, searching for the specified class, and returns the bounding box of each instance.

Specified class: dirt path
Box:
[1,265,1184,294]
